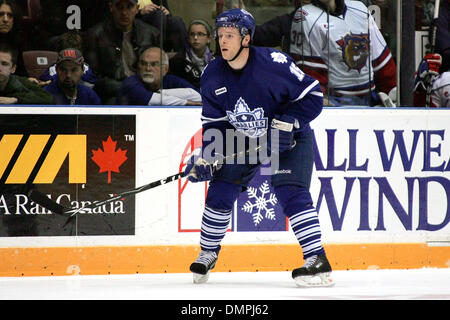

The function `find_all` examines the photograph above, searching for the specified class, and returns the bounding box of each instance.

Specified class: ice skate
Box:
[292,254,334,287]
[190,250,218,284]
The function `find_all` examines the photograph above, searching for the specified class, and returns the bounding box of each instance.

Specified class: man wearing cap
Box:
[44,49,101,105]
[84,0,160,104]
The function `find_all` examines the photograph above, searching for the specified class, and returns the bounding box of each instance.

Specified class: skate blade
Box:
[193,272,210,284]
[294,272,334,288]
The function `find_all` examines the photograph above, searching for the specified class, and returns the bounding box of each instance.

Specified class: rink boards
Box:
[0,106,449,276]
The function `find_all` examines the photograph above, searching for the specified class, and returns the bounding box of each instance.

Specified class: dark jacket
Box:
[44,78,101,105]
[253,1,345,56]
[169,50,211,89]
[1,75,54,104]
[435,0,450,72]
[117,74,198,105]
[253,10,296,55]
[84,17,160,103]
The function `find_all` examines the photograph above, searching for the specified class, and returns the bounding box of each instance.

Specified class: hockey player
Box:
[414,53,450,108]
[290,0,397,106]
[184,8,333,287]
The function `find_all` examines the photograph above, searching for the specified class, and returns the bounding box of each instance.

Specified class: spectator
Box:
[40,31,97,89]
[137,0,188,52]
[289,0,397,106]
[33,0,110,50]
[44,49,101,105]
[117,47,202,106]
[169,19,214,88]
[0,0,28,76]
[84,0,160,104]
[0,43,54,105]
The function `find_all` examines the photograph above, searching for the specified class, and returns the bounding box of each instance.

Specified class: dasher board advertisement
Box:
[0,114,136,237]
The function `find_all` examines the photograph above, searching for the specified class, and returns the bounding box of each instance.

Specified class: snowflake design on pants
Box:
[241,180,278,226]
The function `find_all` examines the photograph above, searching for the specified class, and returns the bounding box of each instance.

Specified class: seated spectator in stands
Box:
[32,0,110,50]
[84,0,160,104]
[0,43,54,104]
[40,31,97,89]
[117,47,202,105]
[0,0,28,76]
[169,19,214,88]
[44,49,101,105]
[137,0,188,52]
[413,53,450,108]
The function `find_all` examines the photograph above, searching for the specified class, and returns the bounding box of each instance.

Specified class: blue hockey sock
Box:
[288,208,325,259]
[275,185,325,259]
[200,206,232,252]
[200,180,240,252]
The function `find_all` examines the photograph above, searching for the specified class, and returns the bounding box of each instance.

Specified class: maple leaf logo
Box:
[91,136,128,183]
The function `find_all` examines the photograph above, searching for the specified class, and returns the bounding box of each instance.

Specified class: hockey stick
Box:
[29,171,183,217]
[29,144,264,226]
[426,0,441,107]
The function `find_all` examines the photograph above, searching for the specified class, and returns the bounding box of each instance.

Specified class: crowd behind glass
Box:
[0,0,448,107]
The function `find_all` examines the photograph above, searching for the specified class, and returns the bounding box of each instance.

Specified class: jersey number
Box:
[289,62,305,82]
[291,30,303,47]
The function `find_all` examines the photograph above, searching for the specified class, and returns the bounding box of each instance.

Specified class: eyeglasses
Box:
[189,32,208,38]
[139,60,164,68]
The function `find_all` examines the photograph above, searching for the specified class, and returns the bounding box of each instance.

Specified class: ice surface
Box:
[0,268,449,300]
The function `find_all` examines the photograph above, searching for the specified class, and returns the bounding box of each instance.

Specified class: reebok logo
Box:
[274,169,291,174]
[215,87,227,95]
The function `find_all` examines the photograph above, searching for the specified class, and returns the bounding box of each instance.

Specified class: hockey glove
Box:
[414,53,442,92]
[271,114,298,153]
[184,149,216,182]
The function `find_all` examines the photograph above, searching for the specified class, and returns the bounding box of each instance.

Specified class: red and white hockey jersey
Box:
[430,72,450,107]
[290,0,396,97]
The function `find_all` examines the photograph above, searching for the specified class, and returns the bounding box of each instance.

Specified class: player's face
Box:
[0,4,13,34]
[217,27,244,61]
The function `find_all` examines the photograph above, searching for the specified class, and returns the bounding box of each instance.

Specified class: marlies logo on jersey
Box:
[336,32,369,72]
[227,97,268,138]
[271,52,288,64]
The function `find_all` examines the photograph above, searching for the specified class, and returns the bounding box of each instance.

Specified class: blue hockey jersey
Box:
[200,46,323,142]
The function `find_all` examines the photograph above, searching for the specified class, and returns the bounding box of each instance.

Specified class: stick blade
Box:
[28,189,66,215]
